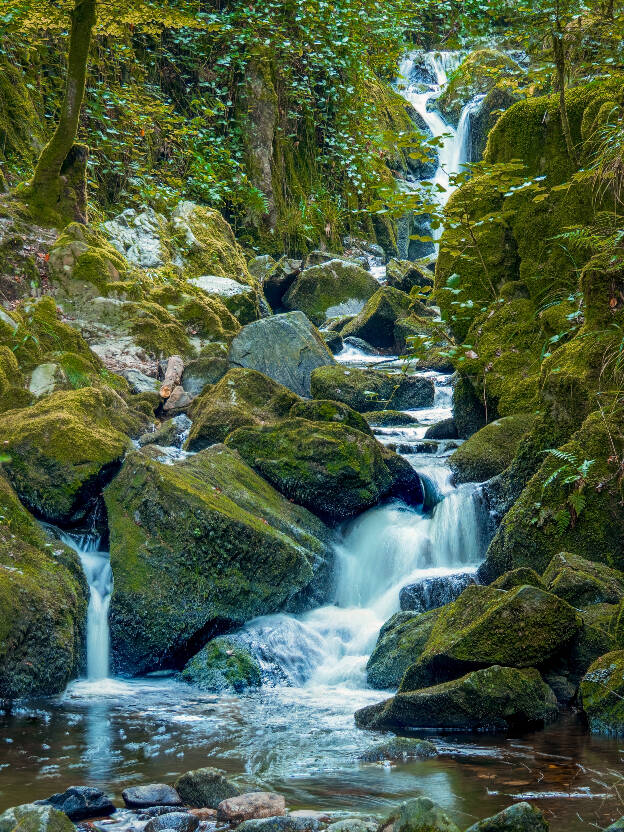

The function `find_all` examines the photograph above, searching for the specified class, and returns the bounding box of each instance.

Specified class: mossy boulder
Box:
[0,474,87,698]
[490,568,546,592]
[283,260,379,326]
[289,399,372,435]
[386,260,434,294]
[449,414,537,484]
[341,287,412,350]
[181,356,228,396]
[228,311,335,397]
[452,375,487,439]
[0,804,76,832]
[225,418,394,522]
[399,584,581,691]
[188,274,260,325]
[366,609,440,690]
[0,387,146,523]
[542,552,624,607]
[186,368,300,450]
[173,767,240,809]
[310,365,434,412]
[181,636,262,693]
[359,737,437,763]
[464,802,548,832]
[388,798,460,832]
[363,410,420,427]
[355,665,558,732]
[580,651,624,735]
[105,444,333,674]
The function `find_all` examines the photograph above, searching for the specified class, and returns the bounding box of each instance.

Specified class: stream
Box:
[1,51,623,832]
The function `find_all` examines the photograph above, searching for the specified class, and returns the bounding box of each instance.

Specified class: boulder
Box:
[124,369,160,394]
[216,793,286,823]
[358,737,437,762]
[228,312,335,397]
[490,569,546,592]
[364,410,420,427]
[289,399,372,435]
[283,260,379,326]
[145,814,199,832]
[189,809,218,820]
[399,584,582,691]
[399,573,477,613]
[341,287,412,350]
[122,784,183,809]
[182,637,262,693]
[355,665,558,732]
[386,260,434,294]
[181,356,228,395]
[464,802,548,832]
[389,797,460,832]
[580,650,624,735]
[342,336,379,355]
[322,330,344,354]
[0,804,75,832]
[105,445,333,674]
[186,368,299,450]
[452,375,487,439]
[366,610,440,690]
[325,821,376,832]
[449,414,537,484]
[542,552,624,607]
[261,257,302,309]
[248,254,277,282]
[0,474,87,698]
[188,274,259,325]
[311,366,434,413]
[36,787,115,821]
[236,818,320,832]
[225,418,394,522]
[0,387,146,523]
[424,419,458,440]
[173,766,240,809]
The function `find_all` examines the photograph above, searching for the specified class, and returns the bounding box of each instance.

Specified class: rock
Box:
[386,260,434,294]
[236,818,320,832]
[391,797,460,832]
[173,766,240,809]
[464,802,548,832]
[283,259,379,326]
[358,736,437,762]
[399,572,477,613]
[138,415,192,449]
[452,375,487,439]
[341,287,412,350]
[145,813,199,832]
[248,254,276,282]
[366,610,440,690]
[289,399,373,435]
[424,419,458,440]
[0,474,87,698]
[162,386,195,414]
[188,274,258,325]
[262,257,302,309]
[36,787,115,821]
[310,366,434,413]
[580,650,624,734]
[228,312,335,397]
[123,368,160,394]
[322,330,344,355]
[0,387,146,524]
[216,793,286,823]
[122,785,183,809]
[399,584,582,691]
[449,414,537,484]
[186,368,300,450]
[182,637,262,693]
[364,410,420,427]
[0,804,75,832]
[342,336,379,354]
[325,821,376,832]
[189,809,217,820]
[490,568,546,592]
[226,418,395,522]
[356,665,558,732]
[289,812,332,823]
[102,206,167,268]
[105,445,333,673]
[542,552,624,607]
[181,356,228,395]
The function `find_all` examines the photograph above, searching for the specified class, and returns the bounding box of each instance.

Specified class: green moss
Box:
[0,57,43,172]
[310,365,434,412]
[366,609,440,690]
[543,552,624,607]
[341,286,413,350]
[363,410,419,427]
[128,300,194,359]
[449,413,537,484]
[490,568,546,592]
[580,650,624,735]
[181,636,262,692]
[283,260,379,326]
[289,399,372,435]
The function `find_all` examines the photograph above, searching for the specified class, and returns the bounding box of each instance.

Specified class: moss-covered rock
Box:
[464,802,548,832]
[580,650,624,735]
[543,552,624,608]
[366,609,440,690]
[311,365,434,412]
[355,665,558,732]
[449,414,537,484]
[173,767,240,809]
[363,410,420,427]
[0,804,76,832]
[341,287,413,350]
[181,356,228,396]
[490,568,546,592]
[358,737,437,763]
[225,418,394,521]
[186,368,300,450]
[105,444,333,674]
[181,636,262,692]
[0,387,146,523]
[283,260,379,326]
[386,260,434,294]
[0,474,87,698]
[452,375,487,440]
[289,399,372,435]
[388,798,460,832]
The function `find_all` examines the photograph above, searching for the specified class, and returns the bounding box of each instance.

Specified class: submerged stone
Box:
[145,813,198,832]
[399,572,477,613]
[358,736,437,762]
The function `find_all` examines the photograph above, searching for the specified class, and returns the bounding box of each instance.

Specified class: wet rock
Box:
[366,610,440,690]
[449,415,537,484]
[189,809,218,821]
[391,797,460,832]
[162,385,195,414]
[228,312,335,397]
[262,257,302,309]
[322,330,344,355]
[138,415,191,449]
[386,260,434,294]
[399,572,477,613]
[283,260,379,326]
[543,552,624,607]
[310,366,434,413]
[0,804,75,832]
[145,813,199,832]
[341,287,412,350]
[424,419,458,440]
[236,817,320,832]
[325,820,377,832]
[122,784,183,809]
[490,568,546,592]
[139,807,192,819]
[342,336,378,355]
[452,375,486,440]
[217,793,286,823]
[358,736,437,762]
[464,801,548,831]
[580,650,624,734]
[364,410,420,427]
[183,635,262,692]
[181,356,228,395]
[174,766,240,809]
[290,399,373,435]
[289,812,332,823]
[123,368,160,394]
[248,254,276,282]
[36,787,115,821]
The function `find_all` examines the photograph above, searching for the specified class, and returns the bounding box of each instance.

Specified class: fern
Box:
[568,491,586,517]
[555,509,571,536]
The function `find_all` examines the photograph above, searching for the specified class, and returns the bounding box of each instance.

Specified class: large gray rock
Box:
[145,814,199,832]
[399,572,477,613]
[36,787,115,821]
[0,805,75,832]
[174,766,240,808]
[464,802,548,831]
[228,312,335,397]
[122,784,183,809]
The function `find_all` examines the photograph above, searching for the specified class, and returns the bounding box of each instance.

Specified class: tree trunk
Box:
[160,355,185,400]
[30,0,97,221]
[551,28,578,166]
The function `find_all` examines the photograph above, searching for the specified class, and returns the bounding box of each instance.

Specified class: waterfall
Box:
[58,529,113,681]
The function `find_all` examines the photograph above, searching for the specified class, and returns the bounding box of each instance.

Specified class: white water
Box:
[59,530,113,681]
